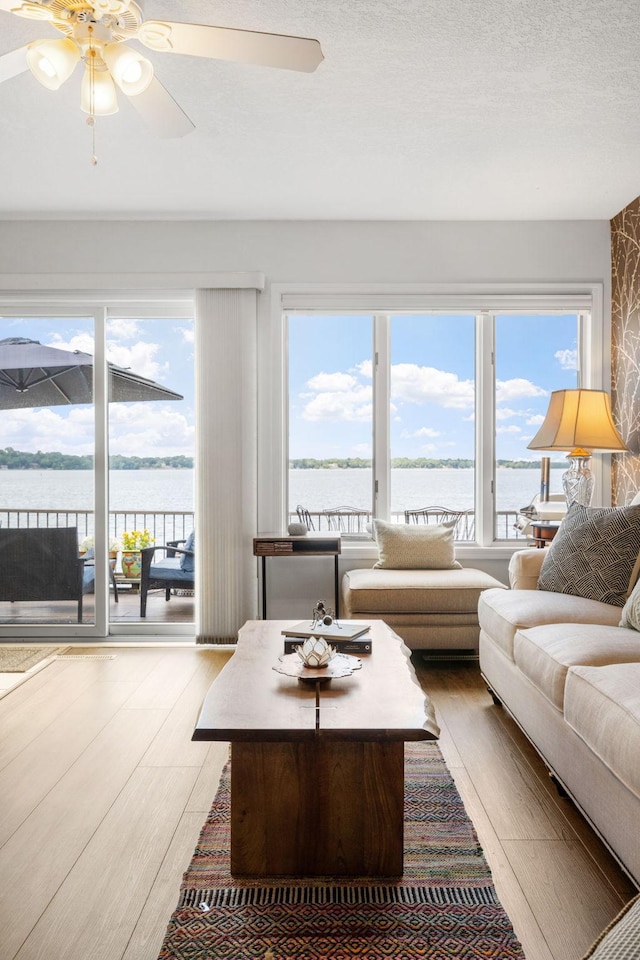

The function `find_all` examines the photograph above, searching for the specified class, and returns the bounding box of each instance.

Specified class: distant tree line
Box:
[0,448,194,470]
[289,457,563,470]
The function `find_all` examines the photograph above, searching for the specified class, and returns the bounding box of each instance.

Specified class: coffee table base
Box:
[230,740,405,877]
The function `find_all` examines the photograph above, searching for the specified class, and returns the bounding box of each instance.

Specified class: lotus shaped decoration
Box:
[295,636,336,668]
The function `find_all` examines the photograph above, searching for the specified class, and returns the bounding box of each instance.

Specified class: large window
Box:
[287,304,585,544]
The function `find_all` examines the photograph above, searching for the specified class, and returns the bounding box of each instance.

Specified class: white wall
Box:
[0,218,612,622]
[0,218,610,282]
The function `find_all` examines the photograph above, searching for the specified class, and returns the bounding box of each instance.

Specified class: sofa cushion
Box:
[372,519,462,570]
[537,503,640,607]
[565,662,640,801]
[342,567,503,615]
[513,623,640,710]
[478,588,621,661]
[581,894,640,959]
[180,531,195,572]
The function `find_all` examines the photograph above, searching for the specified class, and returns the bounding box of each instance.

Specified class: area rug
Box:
[158,743,525,959]
[0,646,64,672]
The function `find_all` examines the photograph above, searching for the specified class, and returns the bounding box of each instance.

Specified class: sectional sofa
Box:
[478,503,640,887]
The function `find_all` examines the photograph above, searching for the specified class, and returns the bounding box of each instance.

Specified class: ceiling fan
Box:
[0,0,323,142]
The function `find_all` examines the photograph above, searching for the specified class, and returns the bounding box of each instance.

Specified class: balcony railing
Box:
[0,509,194,545]
[0,506,526,543]
[290,508,526,541]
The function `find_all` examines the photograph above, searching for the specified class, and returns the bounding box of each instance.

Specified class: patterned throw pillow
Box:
[581,894,640,959]
[538,503,640,607]
[373,518,462,570]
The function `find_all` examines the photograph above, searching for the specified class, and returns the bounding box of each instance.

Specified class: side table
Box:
[253,534,341,619]
[530,521,560,548]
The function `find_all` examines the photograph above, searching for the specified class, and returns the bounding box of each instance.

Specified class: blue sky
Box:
[0,315,195,457]
[288,313,578,461]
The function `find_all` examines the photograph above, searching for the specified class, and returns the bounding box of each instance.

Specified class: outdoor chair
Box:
[140,532,194,618]
[81,548,119,602]
[0,526,85,622]
[295,505,315,530]
[404,506,474,540]
[321,505,371,533]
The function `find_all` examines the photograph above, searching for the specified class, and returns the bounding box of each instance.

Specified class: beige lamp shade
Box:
[527,389,627,456]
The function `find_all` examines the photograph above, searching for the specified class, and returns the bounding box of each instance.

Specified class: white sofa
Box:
[478,547,640,886]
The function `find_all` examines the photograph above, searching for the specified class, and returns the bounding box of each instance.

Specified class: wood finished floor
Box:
[0,645,636,960]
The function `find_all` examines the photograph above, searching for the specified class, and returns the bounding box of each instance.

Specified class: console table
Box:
[253,534,341,619]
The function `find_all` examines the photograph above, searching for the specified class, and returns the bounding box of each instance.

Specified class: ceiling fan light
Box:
[80,65,119,115]
[103,43,153,96]
[27,38,80,90]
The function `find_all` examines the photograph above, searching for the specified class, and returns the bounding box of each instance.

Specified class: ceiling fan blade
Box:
[125,76,194,138]
[138,20,323,73]
[0,44,28,83]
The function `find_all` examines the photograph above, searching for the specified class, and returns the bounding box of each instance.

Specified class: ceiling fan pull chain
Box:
[87,26,98,165]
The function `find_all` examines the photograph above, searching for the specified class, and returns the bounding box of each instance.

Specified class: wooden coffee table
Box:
[193,619,439,877]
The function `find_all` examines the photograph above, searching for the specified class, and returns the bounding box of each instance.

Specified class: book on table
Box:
[282,619,372,654]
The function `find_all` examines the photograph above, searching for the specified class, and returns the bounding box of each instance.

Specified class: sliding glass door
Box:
[0,298,195,638]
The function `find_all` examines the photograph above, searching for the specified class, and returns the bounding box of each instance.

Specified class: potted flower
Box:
[79,535,121,559]
[120,529,155,579]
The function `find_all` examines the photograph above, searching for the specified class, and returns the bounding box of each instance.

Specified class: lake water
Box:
[0,466,559,514]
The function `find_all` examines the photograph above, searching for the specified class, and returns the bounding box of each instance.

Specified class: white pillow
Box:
[373,518,462,570]
[619,577,640,631]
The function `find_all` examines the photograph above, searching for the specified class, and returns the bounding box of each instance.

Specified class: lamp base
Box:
[562,455,594,507]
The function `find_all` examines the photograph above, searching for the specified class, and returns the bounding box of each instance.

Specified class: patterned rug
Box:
[158,743,525,959]
[0,646,64,672]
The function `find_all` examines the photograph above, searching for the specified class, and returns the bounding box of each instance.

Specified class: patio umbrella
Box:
[0,337,183,409]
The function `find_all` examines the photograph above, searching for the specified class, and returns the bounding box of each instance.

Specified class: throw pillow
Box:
[180,531,195,573]
[619,576,640,631]
[538,503,640,607]
[581,894,640,959]
[373,518,462,570]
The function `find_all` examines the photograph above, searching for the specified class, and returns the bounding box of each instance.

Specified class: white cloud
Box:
[496,407,520,421]
[307,371,359,392]
[356,360,373,379]
[526,414,545,426]
[391,364,475,410]
[555,348,578,370]
[495,378,547,403]
[0,402,194,458]
[496,424,522,435]
[107,318,141,340]
[302,385,372,422]
[47,331,169,383]
[108,403,195,456]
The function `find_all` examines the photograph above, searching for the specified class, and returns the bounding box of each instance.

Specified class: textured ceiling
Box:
[0,0,639,220]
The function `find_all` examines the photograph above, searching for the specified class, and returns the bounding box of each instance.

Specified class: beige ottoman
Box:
[341,567,506,651]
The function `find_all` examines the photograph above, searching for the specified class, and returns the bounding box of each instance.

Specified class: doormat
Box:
[0,646,65,672]
[157,742,525,959]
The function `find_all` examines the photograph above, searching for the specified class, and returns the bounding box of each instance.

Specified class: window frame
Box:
[268,283,606,558]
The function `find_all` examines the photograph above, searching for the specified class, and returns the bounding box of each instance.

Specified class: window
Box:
[286,300,588,545]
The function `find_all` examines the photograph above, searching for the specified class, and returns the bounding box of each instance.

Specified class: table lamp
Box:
[527,389,627,507]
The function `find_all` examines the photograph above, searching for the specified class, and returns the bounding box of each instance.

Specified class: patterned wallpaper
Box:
[611,195,640,504]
